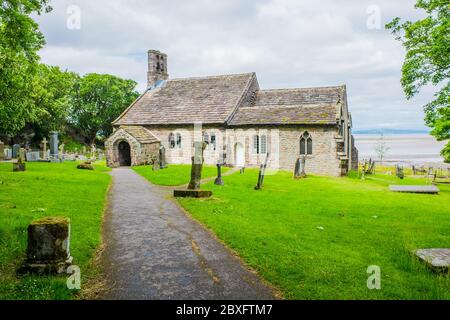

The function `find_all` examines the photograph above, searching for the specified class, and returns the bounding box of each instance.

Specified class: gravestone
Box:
[174,141,212,198]
[59,143,65,160]
[12,144,20,158]
[19,217,73,275]
[396,165,404,179]
[255,153,270,190]
[389,185,439,194]
[13,157,26,172]
[4,148,12,160]
[214,163,224,186]
[49,131,59,159]
[26,151,40,162]
[0,141,4,161]
[40,137,48,160]
[294,156,306,179]
[19,148,26,161]
[416,249,449,273]
[159,145,167,169]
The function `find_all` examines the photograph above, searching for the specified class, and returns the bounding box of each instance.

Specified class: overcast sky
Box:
[34,0,435,131]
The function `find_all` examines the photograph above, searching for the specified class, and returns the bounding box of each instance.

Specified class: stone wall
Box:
[105,128,159,167]
[143,125,345,176]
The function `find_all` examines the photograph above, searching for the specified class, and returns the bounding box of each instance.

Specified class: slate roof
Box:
[120,126,159,144]
[228,86,344,126]
[228,104,339,125]
[114,73,255,125]
[113,73,345,126]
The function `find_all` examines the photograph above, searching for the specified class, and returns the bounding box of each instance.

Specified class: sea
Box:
[353,134,448,167]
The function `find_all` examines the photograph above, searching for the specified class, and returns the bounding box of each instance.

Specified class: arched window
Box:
[300,132,312,155]
[168,133,175,149]
[176,133,182,148]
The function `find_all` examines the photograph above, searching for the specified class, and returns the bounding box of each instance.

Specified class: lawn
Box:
[0,161,111,300]
[133,164,230,186]
[177,169,450,299]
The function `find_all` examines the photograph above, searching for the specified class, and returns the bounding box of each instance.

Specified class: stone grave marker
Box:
[174,141,212,198]
[13,156,26,172]
[255,153,270,190]
[19,217,73,275]
[49,131,59,159]
[4,148,12,160]
[40,137,48,160]
[0,141,4,161]
[214,163,224,186]
[12,144,20,158]
[294,155,306,179]
[416,249,449,273]
[159,145,167,169]
[26,151,41,162]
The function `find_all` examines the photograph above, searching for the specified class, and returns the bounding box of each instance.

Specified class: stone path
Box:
[99,168,275,300]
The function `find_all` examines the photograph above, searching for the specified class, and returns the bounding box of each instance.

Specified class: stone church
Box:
[105,50,358,176]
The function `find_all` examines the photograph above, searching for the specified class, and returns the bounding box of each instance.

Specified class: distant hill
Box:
[353,129,430,135]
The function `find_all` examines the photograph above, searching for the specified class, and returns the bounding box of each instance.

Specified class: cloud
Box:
[34,0,434,130]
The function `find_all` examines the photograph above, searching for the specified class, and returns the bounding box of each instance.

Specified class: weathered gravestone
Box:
[4,148,12,160]
[26,151,40,162]
[40,137,48,160]
[0,141,4,161]
[19,217,73,275]
[174,141,212,198]
[255,153,270,190]
[396,164,404,179]
[214,163,224,186]
[13,156,26,172]
[294,156,306,179]
[159,145,167,169]
[12,144,20,158]
[49,131,59,160]
[59,143,65,160]
[416,249,449,274]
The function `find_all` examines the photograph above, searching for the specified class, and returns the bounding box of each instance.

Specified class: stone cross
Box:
[214,162,224,186]
[188,142,207,190]
[41,137,48,160]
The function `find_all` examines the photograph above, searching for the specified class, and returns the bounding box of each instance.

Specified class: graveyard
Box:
[175,169,450,299]
[0,161,111,299]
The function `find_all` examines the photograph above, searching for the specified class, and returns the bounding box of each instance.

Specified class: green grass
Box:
[0,161,111,300]
[177,169,450,300]
[133,164,230,186]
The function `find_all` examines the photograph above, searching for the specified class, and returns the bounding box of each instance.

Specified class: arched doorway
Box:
[234,142,244,167]
[118,141,131,166]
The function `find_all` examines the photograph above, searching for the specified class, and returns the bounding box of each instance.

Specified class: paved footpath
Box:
[99,168,275,300]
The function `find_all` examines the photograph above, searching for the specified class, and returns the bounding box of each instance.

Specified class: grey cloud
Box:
[35,0,433,130]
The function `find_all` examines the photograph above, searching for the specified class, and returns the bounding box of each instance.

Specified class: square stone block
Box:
[19,217,73,275]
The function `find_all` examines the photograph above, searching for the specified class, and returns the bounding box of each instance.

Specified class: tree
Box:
[0,0,52,137]
[28,64,78,140]
[386,0,449,162]
[374,134,390,164]
[70,73,139,144]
